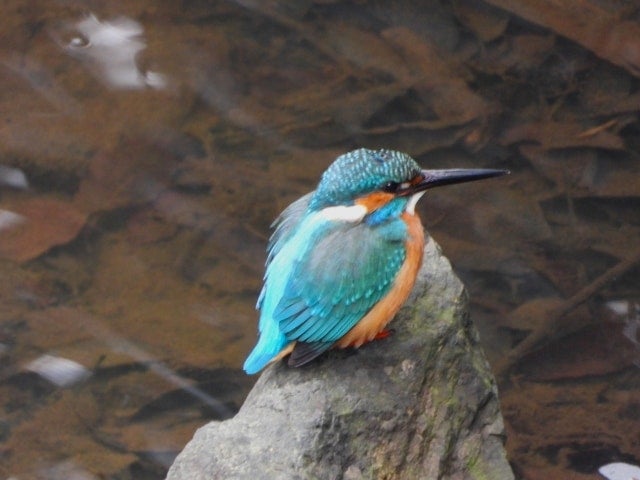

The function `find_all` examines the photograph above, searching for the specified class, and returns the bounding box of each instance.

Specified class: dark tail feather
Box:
[288,341,333,367]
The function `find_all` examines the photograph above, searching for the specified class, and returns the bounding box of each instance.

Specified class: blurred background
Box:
[0,1,639,478]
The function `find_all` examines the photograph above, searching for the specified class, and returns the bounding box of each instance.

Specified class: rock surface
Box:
[166,236,514,480]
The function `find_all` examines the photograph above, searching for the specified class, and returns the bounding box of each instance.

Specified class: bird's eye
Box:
[382,181,399,193]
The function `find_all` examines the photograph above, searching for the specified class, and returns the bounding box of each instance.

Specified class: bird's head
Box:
[308,149,508,224]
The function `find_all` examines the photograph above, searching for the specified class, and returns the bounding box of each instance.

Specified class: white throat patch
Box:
[405,191,426,215]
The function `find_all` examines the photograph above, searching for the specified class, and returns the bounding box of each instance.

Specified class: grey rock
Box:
[167,236,514,480]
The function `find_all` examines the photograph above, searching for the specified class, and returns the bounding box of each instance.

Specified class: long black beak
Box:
[401,168,509,195]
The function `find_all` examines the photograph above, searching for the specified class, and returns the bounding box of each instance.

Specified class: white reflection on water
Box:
[64,14,167,90]
[26,354,91,387]
[0,209,25,231]
[607,299,640,368]
[599,461,640,480]
[0,165,28,189]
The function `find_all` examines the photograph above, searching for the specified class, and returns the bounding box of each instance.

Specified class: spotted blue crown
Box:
[308,149,422,210]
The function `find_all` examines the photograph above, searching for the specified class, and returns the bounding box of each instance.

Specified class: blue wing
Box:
[243,193,314,374]
[276,219,407,341]
[243,198,407,374]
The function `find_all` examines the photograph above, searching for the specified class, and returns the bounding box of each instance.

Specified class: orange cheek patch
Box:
[410,173,425,186]
[355,192,394,212]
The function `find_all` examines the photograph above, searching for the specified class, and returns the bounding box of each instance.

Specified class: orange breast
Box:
[336,212,425,348]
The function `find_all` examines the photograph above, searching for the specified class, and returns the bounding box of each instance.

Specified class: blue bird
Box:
[243,148,507,374]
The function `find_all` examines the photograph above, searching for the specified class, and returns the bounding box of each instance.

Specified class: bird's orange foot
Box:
[340,329,395,349]
[373,328,394,341]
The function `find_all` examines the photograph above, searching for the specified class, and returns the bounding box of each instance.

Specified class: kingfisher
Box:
[243,148,507,374]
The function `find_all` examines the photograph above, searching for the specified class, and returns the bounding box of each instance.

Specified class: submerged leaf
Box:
[0,197,86,262]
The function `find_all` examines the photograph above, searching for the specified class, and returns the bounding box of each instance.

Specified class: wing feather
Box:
[275,218,407,344]
[288,342,330,367]
[244,200,408,374]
